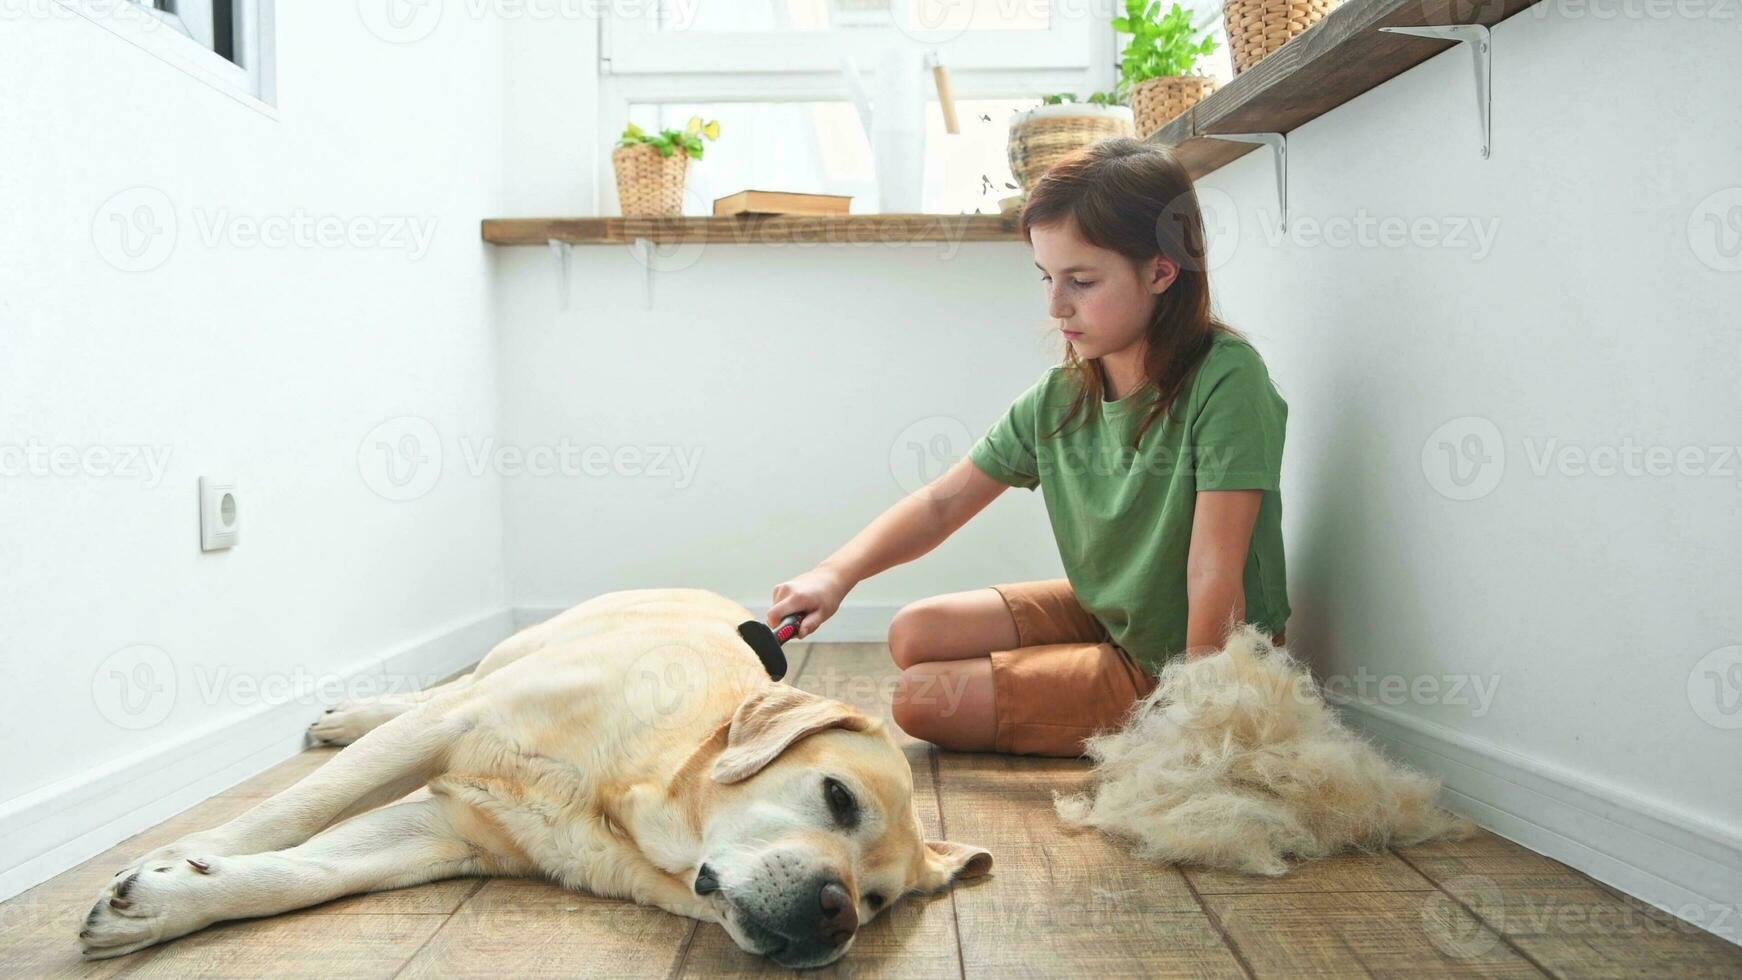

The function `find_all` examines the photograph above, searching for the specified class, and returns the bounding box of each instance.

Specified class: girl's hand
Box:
[767,565,853,640]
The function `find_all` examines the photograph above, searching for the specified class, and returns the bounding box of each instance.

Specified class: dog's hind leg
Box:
[81,797,484,959]
[309,671,476,745]
[309,626,547,745]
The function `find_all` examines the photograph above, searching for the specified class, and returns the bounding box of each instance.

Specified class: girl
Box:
[766,138,1290,757]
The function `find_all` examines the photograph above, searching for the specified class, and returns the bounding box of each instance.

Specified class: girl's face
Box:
[1030,216,1179,361]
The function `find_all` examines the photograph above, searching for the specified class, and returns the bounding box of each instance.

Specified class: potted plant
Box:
[611,116,721,218]
[1114,0,1220,137]
[1006,91,1135,194]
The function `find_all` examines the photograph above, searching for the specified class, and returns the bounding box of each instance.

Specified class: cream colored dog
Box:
[79,588,992,968]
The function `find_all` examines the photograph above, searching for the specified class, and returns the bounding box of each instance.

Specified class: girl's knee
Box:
[887,599,943,669]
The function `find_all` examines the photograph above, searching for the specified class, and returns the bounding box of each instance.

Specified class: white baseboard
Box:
[1339,699,1742,946]
[513,599,903,644]
[0,608,515,903]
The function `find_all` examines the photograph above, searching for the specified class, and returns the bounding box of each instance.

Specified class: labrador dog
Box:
[79,588,992,968]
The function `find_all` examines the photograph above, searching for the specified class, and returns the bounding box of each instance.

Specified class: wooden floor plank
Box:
[395,905,688,979]
[1186,850,1433,895]
[1206,890,1545,978]
[937,752,1243,977]
[1434,879,1742,980]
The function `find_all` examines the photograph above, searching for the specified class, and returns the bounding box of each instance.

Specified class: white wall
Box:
[0,5,508,885]
[493,239,1066,624]
[1198,8,1740,938]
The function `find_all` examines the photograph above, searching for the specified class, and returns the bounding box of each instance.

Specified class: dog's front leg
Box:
[81,797,478,959]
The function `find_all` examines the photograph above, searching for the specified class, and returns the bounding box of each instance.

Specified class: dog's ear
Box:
[916,839,993,892]
[712,685,874,784]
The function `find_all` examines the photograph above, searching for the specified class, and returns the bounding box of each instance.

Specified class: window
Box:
[600,1,1117,216]
[58,0,277,111]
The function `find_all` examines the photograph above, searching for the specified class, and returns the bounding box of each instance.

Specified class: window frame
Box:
[596,6,1117,216]
[56,0,278,115]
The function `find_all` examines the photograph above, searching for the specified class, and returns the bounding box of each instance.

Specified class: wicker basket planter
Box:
[612,143,690,217]
[1007,103,1136,193]
[1127,75,1219,136]
[1224,0,1338,74]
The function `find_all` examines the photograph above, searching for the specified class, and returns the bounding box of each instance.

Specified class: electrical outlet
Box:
[199,476,239,551]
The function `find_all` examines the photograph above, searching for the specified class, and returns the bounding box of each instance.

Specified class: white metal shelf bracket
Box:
[1378,24,1493,158]
[1203,132,1288,231]
[548,239,573,309]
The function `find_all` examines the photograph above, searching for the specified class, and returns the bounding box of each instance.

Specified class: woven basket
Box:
[1224,0,1338,74]
[612,143,690,217]
[1127,76,1219,137]
[1007,104,1135,192]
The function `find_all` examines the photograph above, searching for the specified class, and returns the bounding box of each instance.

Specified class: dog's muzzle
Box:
[698,863,858,966]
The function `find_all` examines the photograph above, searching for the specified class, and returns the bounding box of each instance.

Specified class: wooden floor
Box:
[4,643,1739,978]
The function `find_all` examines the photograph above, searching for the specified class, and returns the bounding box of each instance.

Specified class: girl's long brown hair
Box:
[1021,137,1243,448]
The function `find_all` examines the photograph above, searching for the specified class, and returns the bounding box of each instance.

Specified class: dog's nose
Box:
[693,863,720,896]
[817,879,857,944]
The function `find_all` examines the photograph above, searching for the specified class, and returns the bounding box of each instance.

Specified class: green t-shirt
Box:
[968,331,1290,675]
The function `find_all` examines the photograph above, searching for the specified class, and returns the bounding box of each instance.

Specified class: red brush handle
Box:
[774,612,804,643]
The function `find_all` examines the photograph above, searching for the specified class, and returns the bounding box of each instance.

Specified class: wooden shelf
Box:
[1149,0,1539,178]
[481,213,1022,246]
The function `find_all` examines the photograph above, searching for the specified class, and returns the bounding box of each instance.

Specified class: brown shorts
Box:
[986,579,1160,758]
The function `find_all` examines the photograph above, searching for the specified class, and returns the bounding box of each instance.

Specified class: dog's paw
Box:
[80,856,223,959]
[307,700,398,745]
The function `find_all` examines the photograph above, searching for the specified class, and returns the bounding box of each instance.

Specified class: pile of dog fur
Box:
[1054,625,1471,875]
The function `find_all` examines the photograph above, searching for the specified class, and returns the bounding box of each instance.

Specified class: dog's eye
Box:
[865,892,885,910]
[823,776,859,828]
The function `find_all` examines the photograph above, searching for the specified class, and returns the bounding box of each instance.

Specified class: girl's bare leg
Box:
[886,589,1016,751]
